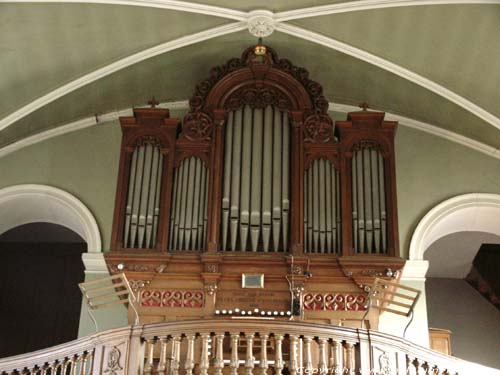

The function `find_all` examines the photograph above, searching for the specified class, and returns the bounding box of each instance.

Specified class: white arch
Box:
[0,184,102,253]
[409,193,500,261]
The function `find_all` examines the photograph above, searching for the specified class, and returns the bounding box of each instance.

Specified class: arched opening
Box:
[0,185,102,357]
[0,223,86,357]
[409,193,500,369]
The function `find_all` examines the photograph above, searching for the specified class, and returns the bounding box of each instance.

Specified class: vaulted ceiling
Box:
[1,1,499,154]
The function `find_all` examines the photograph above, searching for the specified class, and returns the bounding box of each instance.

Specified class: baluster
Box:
[414,358,426,375]
[169,336,180,375]
[215,334,225,375]
[144,338,155,375]
[157,337,169,375]
[344,342,356,375]
[78,352,89,375]
[329,340,341,374]
[289,335,299,375]
[303,337,313,375]
[200,334,211,375]
[318,338,328,375]
[245,334,255,375]
[230,334,240,375]
[406,356,417,375]
[259,334,269,375]
[274,334,284,375]
[185,335,196,375]
[174,337,182,375]
[41,364,50,375]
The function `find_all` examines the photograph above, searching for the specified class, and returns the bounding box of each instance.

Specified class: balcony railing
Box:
[1,320,499,375]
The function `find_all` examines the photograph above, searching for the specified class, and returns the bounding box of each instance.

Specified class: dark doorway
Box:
[0,223,86,358]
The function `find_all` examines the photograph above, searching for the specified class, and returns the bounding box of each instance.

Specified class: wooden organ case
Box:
[105,45,405,327]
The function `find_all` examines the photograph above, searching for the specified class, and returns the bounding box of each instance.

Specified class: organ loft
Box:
[104,42,406,329]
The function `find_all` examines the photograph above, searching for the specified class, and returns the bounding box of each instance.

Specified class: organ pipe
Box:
[123,142,163,249]
[169,157,209,251]
[304,159,341,254]
[351,147,387,254]
[221,105,290,252]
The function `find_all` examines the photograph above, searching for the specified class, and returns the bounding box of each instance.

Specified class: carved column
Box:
[206,110,225,252]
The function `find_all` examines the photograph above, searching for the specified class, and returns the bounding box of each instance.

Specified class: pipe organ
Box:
[169,157,209,251]
[304,159,341,254]
[221,106,290,252]
[123,140,164,249]
[351,145,387,254]
[110,45,399,258]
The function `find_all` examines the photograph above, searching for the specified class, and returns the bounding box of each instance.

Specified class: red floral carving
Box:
[303,292,366,311]
[141,289,204,308]
[304,114,334,143]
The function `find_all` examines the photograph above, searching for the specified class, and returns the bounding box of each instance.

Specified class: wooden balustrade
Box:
[1,320,499,375]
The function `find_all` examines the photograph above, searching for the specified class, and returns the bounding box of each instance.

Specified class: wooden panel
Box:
[429,328,452,355]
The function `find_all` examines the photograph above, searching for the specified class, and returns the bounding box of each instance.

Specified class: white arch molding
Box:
[0,184,106,273]
[404,193,500,280]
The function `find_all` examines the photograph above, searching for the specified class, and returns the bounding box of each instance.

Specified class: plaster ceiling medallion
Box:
[247,10,275,38]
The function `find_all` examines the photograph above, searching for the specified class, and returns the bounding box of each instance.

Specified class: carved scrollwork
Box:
[303,292,367,311]
[134,135,162,148]
[353,139,381,151]
[379,352,392,375]
[224,87,291,111]
[303,114,334,143]
[182,112,213,141]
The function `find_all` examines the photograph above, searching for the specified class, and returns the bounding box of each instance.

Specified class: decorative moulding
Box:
[247,10,275,37]
[409,193,500,261]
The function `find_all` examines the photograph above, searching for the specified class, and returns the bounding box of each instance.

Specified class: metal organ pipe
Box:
[221,105,290,252]
[123,142,163,249]
[304,159,340,254]
[169,157,209,251]
[351,147,387,254]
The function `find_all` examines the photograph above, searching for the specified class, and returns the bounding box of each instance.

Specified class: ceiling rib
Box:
[0,0,247,20]
[276,22,500,131]
[1,100,498,160]
[0,22,246,133]
[276,0,500,21]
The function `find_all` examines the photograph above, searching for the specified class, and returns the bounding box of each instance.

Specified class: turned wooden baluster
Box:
[157,337,169,375]
[328,340,341,374]
[274,334,284,375]
[200,333,211,375]
[230,334,240,375]
[144,338,156,375]
[40,364,49,375]
[303,337,313,375]
[215,334,225,375]
[259,334,269,375]
[344,342,356,375]
[245,334,255,375]
[289,335,299,375]
[184,335,196,375]
[318,338,328,375]
[170,336,181,375]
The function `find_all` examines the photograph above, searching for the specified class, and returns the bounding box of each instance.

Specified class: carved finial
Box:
[359,102,369,111]
[148,97,160,108]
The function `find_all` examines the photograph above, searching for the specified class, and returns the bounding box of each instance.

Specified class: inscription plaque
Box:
[216,290,290,311]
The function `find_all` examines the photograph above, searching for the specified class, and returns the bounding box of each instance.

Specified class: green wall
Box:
[0,120,499,257]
